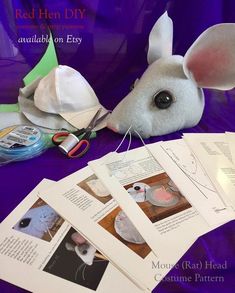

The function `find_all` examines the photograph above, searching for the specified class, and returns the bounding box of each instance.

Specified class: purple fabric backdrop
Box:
[1,1,235,292]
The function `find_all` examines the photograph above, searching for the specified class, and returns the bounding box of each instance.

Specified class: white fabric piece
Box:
[34,65,99,114]
[0,112,63,134]
[19,76,42,98]
[61,104,109,131]
[114,211,146,244]
[33,65,108,130]
[86,178,110,197]
[147,11,173,64]
[0,112,31,129]
[18,95,77,131]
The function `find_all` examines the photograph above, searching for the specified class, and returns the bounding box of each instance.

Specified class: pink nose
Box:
[107,122,118,133]
[71,232,86,245]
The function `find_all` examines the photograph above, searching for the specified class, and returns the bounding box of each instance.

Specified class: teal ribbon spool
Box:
[0,125,48,165]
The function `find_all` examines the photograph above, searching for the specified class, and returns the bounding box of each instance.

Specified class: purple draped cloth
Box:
[0,1,235,292]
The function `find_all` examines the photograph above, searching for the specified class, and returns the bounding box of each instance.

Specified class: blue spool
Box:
[0,125,47,165]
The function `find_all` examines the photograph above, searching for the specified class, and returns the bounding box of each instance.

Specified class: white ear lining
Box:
[183,23,235,90]
[147,11,173,64]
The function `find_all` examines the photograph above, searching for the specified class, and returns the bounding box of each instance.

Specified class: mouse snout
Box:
[107,122,119,133]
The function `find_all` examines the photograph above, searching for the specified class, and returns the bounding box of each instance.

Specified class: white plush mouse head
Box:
[65,232,96,266]
[127,182,150,202]
[107,12,235,138]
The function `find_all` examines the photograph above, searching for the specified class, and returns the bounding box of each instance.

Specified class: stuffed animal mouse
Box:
[107,12,235,138]
[65,231,97,265]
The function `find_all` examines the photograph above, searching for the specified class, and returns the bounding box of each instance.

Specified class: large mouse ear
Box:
[147,11,173,64]
[183,24,235,90]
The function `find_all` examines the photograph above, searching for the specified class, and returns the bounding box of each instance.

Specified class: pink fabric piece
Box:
[71,232,86,245]
[183,24,235,90]
[153,188,174,201]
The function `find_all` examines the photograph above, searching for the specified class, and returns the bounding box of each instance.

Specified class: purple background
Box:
[1,1,235,292]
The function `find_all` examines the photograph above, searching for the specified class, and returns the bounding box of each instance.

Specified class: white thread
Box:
[109,127,159,178]
[115,125,132,152]
[114,127,158,164]
[127,129,132,152]
[121,129,132,162]
[134,129,157,162]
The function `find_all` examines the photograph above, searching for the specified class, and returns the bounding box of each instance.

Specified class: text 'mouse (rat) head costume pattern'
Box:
[107,12,235,138]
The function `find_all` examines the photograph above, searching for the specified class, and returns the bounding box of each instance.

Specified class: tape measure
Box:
[0,125,48,165]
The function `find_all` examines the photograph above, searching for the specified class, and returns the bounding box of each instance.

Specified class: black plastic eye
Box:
[134,186,141,191]
[19,218,31,228]
[81,249,88,255]
[154,91,174,109]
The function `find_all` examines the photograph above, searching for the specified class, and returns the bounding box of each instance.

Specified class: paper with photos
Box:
[0,180,144,293]
[39,167,154,291]
[38,163,202,292]
[183,133,235,209]
[149,139,235,226]
[88,146,212,260]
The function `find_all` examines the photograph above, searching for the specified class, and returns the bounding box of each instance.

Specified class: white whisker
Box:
[115,125,132,152]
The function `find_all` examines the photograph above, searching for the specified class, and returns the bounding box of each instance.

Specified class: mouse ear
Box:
[65,242,75,252]
[147,11,173,64]
[183,24,235,90]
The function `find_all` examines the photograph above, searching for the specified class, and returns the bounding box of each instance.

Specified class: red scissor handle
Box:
[52,131,69,145]
[67,139,90,158]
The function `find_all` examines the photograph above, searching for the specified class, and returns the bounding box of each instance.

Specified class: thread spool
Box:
[0,125,47,165]
[58,133,80,154]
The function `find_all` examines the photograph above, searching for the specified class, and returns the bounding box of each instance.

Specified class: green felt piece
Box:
[0,104,20,113]
[23,31,58,86]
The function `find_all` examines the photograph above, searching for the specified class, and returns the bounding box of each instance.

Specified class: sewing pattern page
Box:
[40,165,185,291]
[0,180,144,293]
[154,139,235,226]
[89,145,211,259]
[183,133,235,210]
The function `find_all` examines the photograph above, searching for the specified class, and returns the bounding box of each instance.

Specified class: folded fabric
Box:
[34,65,99,113]
[146,186,179,207]
[86,178,110,197]
[0,112,30,130]
[24,65,108,130]
[114,211,146,244]
[18,94,77,131]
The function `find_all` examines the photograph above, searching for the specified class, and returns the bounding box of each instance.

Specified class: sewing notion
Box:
[52,108,109,158]
[0,125,49,165]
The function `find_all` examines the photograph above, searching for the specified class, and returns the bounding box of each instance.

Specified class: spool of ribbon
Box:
[0,125,49,165]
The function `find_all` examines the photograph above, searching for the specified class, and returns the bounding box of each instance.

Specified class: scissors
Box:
[52,108,109,158]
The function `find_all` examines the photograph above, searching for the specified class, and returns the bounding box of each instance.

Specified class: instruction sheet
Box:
[183,133,235,209]
[39,161,203,292]
[148,139,235,226]
[0,180,143,293]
